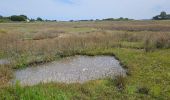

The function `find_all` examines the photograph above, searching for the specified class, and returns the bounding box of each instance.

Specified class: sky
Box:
[0,0,170,21]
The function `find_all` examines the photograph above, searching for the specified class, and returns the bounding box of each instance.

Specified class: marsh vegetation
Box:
[0,21,170,99]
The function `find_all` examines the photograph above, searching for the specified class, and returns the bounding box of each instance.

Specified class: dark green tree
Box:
[20,15,28,20]
[160,11,167,19]
[153,15,159,20]
[36,17,43,21]
[153,11,170,20]
[0,15,3,19]
[10,15,27,21]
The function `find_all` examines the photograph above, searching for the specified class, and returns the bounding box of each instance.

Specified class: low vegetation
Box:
[0,21,170,99]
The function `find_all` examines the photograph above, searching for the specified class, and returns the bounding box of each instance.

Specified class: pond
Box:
[13,55,126,86]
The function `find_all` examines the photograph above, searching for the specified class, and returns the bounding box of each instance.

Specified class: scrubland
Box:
[0,21,170,99]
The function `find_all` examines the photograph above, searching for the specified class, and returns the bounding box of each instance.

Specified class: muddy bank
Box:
[13,55,126,86]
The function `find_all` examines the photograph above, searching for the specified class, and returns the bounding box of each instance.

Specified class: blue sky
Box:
[0,0,170,20]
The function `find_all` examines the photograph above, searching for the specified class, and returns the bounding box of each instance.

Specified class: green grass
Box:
[0,48,170,99]
[0,51,5,59]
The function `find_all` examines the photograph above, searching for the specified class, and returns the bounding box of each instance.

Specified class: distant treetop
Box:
[102,17,132,21]
[153,11,170,20]
[10,15,28,21]
[0,15,3,18]
[36,17,43,21]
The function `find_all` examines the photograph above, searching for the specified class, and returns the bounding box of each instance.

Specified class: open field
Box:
[0,21,170,99]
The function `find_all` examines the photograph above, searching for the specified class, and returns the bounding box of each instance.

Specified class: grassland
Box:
[0,21,170,100]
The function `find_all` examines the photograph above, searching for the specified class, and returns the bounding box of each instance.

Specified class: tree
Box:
[36,17,43,21]
[0,15,3,19]
[160,11,167,19]
[153,11,170,20]
[10,15,27,21]
[20,15,28,20]
[153,15,159,20]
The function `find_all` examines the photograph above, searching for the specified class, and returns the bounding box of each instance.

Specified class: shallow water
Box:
[0,59,10,65]
[13,55,125,86]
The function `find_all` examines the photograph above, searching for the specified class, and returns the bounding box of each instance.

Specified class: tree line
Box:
[0,15,44,22]
[0,14,133,22]
[1,12,170,22]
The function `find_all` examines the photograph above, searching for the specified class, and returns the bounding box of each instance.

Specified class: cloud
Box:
[0,0,170,20]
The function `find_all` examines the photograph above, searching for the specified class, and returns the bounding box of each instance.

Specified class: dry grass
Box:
[144,32,170,52]
[0,21,170,68]
[0,65,13,88]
